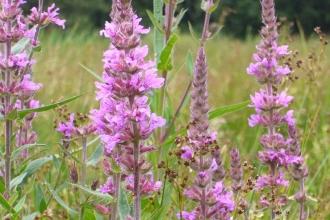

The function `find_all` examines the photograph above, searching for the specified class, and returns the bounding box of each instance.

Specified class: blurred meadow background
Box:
[29,25,330,218]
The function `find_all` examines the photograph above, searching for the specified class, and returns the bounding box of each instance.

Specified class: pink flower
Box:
[254,171,289,190]
[28,3,66,29]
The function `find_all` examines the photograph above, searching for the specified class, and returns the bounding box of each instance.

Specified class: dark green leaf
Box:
[37,184,47,213]
[146,10,165,35]
[87,143,103,166]
[79,63,103,82]
[209,100,250,120]
[6,108,17,120]
[188,21,201,44]
[45,181,78,216]
[12,37,30,54]
[17,94,84,120]
[157,34,180,71]
[0,177,5,194]
[0,192,15,213]
[186,50,194,77]
[39,199,47,214]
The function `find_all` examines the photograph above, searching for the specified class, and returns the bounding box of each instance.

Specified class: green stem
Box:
[4,0,13,199]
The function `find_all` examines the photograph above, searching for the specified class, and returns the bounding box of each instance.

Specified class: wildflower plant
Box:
[0,0,320,219]
[246,0,308,219]
[90,0,165,219]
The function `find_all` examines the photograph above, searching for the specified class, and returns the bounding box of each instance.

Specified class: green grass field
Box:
[28,28,330,219]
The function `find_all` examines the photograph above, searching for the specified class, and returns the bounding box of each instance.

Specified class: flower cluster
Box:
[90,0,165,216]
[0,1,65,159]
[177,46,234,220]
[247,0,308,215]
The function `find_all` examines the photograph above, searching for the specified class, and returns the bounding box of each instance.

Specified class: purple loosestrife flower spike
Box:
[91,0,165,219]
[189,46,210,138]
[229,148,243,193]
[247,0,307,218]
[178,2,234,219]
[0,0,64,198]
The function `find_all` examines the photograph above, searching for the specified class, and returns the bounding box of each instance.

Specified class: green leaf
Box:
[39,199,47,214]
[18,156,53,187]
[0,177,6,194]
[14,195,26,212]
[157,34,180,71]
[17,94,84,120]
[32,44,42,52]
[19,149,48,171]
[6,108,17,120]
[22,213,38,220]
[11,143,48,159]
[94,210,103,220]
[109,157,122,173]
[146,10,165,35]
[186,50,194,77]
[58,143,84,166]
[79,63,103,82]
[153,0,165,64]
[52,154,60,170]
[37,184,47,213]
[0,192,15,213]
[172,9,187,33]
[87,143,103,166]
[83,209,96,220]
[205,0,221,13]
[208,25,224,40]
[70,184,113,203]
[209,100,250,120]
[12,37,30,54]
[23,174,35,194]
[161,128,187,146]
[188,21,201,44]
[167,60,186,85]
[45,181,78,216]
[10,172,27,190]
[118,185,130,220]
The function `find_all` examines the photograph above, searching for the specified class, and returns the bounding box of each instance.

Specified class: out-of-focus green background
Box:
[23,0,330,38]
[17,1,330,218]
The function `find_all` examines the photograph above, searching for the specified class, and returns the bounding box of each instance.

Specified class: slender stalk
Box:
[160,79,192,144]
[79,136,87,220]
[156,0,175,169]
[4,0,13,199]
[81,136,87,186]
[129,95,141,220]
[110,171,121,220]
[47,159,65,206]
[299,181,305,220]
[200,156,206,219]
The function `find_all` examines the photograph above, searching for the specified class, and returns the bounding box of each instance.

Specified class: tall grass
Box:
[32,29,329,218]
